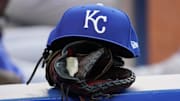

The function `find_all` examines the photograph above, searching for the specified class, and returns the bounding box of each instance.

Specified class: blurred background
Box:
[0,0,180,84]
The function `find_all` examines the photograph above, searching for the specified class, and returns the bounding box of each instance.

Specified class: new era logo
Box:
[131,41,139,49]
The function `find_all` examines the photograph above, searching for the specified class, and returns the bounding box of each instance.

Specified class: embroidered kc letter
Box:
[84,10,107,34]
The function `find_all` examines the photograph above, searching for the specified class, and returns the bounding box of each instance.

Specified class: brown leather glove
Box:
[27,40,135,101]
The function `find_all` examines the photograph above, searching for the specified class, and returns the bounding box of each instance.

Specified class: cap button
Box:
[96,3,104,6]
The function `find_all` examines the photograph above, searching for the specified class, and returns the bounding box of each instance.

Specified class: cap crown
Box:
[47,4,140,58]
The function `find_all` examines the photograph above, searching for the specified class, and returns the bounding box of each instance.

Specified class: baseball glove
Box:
[27,40,135,101]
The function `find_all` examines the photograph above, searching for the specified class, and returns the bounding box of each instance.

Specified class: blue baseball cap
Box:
[47,4,140,58]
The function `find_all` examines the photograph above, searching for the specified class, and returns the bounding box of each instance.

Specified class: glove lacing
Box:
[26,48,50,84]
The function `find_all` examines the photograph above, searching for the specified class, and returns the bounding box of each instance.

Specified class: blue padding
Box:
[111,89,180,101]
[1,75,180,101]
[2,89,180,101]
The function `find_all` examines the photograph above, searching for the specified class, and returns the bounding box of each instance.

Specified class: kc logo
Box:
[84,10,107,34]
